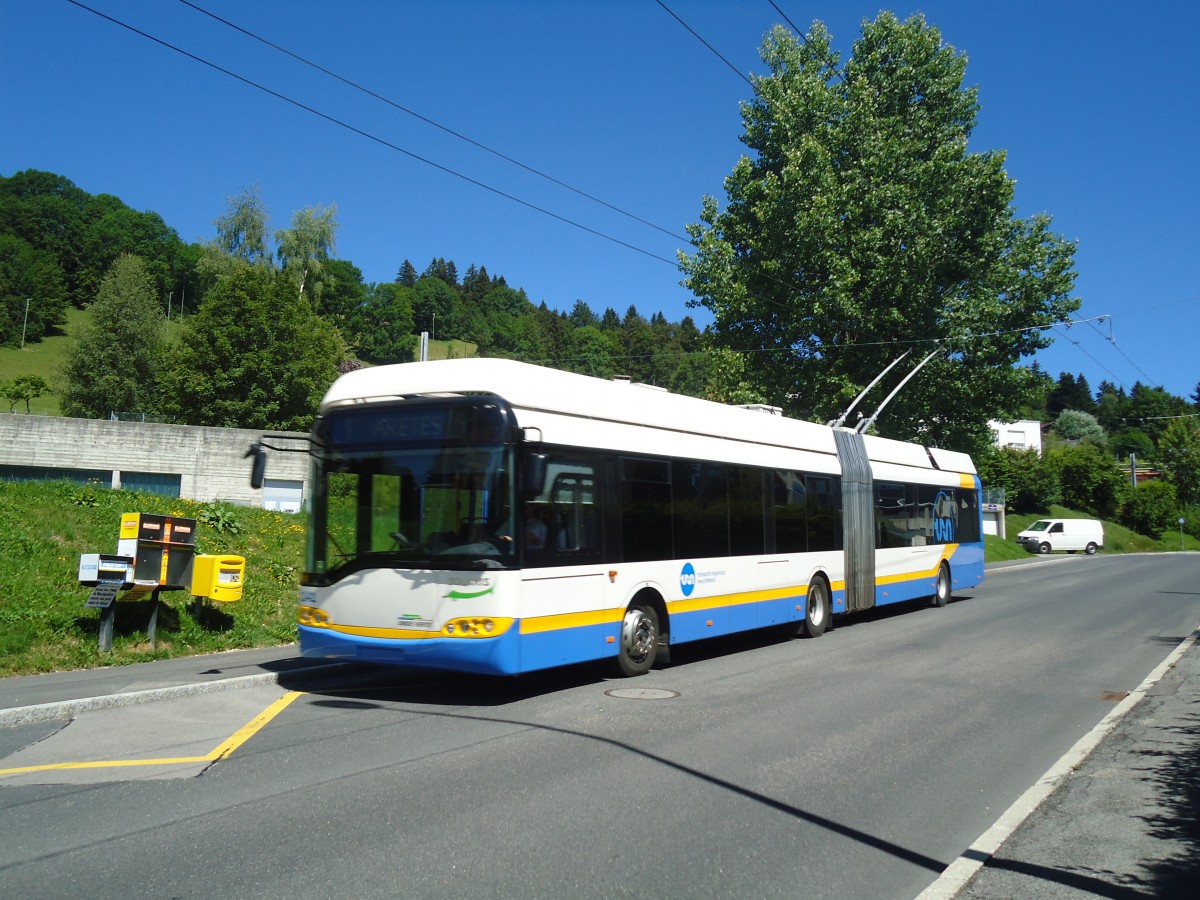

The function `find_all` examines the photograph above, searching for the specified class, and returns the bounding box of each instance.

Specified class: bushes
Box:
[1122,479,1178,539]
[1054,444,1127,519]
[979,442,1183,541]
[977,446,1060,513]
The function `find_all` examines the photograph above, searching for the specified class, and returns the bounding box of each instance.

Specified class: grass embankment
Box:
[0,479,303,676]
[0,308,88,415]
[984,504,1198,561]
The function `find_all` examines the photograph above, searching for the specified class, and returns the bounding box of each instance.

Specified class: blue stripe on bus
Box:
[299,624,523,676]
[299,549,987,675]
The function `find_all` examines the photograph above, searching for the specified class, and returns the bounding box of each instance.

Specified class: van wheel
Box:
[931,562,951,607]
[608,603,659,677]
[1085,542,1098,555]
[801,577,830,638]
[1039,542,1051,554]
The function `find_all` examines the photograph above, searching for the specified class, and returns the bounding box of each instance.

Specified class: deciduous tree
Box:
[157,266,342,431]
[680,14,1079,453]
[276,203,338,310]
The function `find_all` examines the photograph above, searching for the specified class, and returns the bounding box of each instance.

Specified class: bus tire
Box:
[610,602,659,677]
[931,562,951,607]
[801,577,830,638]
[1085,542,1098,555]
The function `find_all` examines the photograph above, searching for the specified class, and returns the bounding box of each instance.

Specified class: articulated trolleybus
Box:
[265,358,984,677]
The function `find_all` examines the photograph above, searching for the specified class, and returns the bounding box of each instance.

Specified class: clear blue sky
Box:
[2,0,1197,402]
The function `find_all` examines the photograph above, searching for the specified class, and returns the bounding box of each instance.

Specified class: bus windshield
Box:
[306,401,518,581]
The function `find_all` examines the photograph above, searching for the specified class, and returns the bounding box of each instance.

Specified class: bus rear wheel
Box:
[610,602,659,677]
[801,577,830,638]
[931,562,951,607]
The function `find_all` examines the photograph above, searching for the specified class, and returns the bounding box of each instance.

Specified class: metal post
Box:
[98,603,115,653]
[147,588,161,649]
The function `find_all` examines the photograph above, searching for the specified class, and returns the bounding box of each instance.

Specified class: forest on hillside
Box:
[0,171,713,425]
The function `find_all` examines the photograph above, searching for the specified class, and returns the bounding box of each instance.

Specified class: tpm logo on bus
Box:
[934,491,958,543]
[680,562,696,597]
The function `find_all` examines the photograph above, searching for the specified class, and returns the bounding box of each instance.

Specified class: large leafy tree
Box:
[61,254,164,418]
[157,266,342,430]
[1157,418,1200,506]
[352,282,417,362]
[681,14,1079,453]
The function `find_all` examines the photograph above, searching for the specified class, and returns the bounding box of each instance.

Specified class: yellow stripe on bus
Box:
[874,545,958,587]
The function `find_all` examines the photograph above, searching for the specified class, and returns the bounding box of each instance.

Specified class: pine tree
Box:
[61,254,164,418]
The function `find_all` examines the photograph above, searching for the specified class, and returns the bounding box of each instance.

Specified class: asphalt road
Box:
[2,554,1197,899]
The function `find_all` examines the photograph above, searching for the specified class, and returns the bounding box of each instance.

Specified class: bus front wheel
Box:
[610,603,659,677]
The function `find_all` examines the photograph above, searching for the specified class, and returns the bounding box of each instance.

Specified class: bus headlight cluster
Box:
[444,617,496,637]
[299,605,331,627]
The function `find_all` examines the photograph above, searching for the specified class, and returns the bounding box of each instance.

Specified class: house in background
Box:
[989,419,1043,455]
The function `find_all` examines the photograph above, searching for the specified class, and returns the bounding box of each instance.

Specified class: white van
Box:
[1016,518,1104,555]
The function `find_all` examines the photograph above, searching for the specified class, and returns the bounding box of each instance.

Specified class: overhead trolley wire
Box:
[63,0,680,268]
[654,0,755,89]
[1082,317,1160,385]
[174,0,692,245]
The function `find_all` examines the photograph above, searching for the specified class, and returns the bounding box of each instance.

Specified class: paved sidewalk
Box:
[953,633,1200,899]
[0,645,335,724]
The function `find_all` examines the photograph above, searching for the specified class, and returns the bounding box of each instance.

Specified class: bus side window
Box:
[537,453,601,564]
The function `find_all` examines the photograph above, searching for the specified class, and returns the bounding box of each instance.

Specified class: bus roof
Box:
[321,358,976,476]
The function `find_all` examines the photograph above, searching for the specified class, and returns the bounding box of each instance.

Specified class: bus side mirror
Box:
[523,453,548,497]
[246,444,267,489]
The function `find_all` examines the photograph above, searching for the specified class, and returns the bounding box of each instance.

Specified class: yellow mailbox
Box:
[191,555,246,603]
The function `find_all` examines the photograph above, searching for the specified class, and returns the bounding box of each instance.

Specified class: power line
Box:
[654,0,754,89]
[1052,323,1129,390]
[765,0,804,37]
[63,0,680,268]
[174,0,691,245]
[1082,316,1159,385]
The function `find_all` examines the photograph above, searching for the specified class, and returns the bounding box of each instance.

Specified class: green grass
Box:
[0,307,91,415]
[0,479,303,676]
[986,504,1199,561]
[0,309,194,417]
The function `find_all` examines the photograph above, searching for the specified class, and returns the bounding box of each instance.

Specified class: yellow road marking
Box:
[0,690,302,777]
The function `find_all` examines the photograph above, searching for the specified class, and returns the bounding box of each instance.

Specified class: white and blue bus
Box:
[257,358,984,677]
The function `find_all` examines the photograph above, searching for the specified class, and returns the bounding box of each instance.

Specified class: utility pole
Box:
[20,297,30,349]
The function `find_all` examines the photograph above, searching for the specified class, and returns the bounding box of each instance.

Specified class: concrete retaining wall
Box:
[0,415,309,508]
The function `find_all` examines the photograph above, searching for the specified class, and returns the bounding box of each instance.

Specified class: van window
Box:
[1050,523,1063,533]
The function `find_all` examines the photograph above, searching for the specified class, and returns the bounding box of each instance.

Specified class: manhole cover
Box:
[604,688,680,700]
